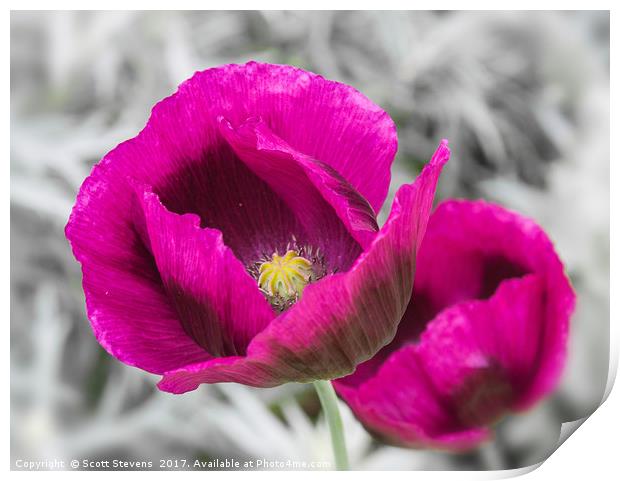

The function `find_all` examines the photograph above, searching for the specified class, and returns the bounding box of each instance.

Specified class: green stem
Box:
[313,380,350,470]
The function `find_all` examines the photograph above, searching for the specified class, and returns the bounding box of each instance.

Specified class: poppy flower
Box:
[333,200,575,451]
[65,62,449,393]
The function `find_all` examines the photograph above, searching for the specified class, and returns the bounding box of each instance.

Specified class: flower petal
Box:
[135,184,276,358]
[334,276,552,451]
[412,201,541,315]
[440,275,552,410]
[152,139,311,267]
[65,162,211,375]
[412,278,547,419]
[335,343,491,451]
[334,200,574,449]
[165,61,397,213]
[219,116,378,251]
[339,199,575,390]
[408,200,574,407]
[157,141,449,393]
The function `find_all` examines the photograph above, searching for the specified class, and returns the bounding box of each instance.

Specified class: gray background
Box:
[11,10,610,470]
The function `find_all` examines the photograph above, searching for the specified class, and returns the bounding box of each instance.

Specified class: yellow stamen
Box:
[258,250,313,300]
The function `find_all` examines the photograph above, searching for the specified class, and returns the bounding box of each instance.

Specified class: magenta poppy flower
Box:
[65,62,449,393]
[334,200,575,451]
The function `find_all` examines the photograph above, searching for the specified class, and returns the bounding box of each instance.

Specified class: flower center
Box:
[247,241,330,312]
[258,250,313,301]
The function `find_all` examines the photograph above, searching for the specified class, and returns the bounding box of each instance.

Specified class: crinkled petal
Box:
[412,277,547,421]
[410,200,574,407]
[157,141,449,393]
[219,116,377,251]
[169,61,397,213]
[65,164,211,374]
[409,199,575,337]
[335,200,574,449]
[125,62,395,218]
[135,184,276,358]
[334,276,552,451]
[442,276,550,410]
[335,344,491,451]
[339,199,575,390]
[149,137,309,267]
